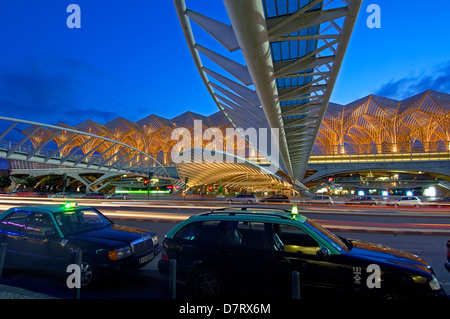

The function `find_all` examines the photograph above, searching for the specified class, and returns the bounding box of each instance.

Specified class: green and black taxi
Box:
[159,206,447,299]
[0,202,161,286]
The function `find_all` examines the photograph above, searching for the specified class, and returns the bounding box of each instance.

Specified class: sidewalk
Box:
[0,284,58,299]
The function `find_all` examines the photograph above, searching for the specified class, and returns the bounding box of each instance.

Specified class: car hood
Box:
[69,224,153,246]
[346,239,432,275]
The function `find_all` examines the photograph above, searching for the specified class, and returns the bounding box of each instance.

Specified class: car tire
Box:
[375,286,410,300]
[247,200,253,204]
[189,267,224,299]
[80,256,98,287]
[227,200,232,204]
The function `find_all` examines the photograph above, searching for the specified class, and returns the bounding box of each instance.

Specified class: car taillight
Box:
[160,248,169,261]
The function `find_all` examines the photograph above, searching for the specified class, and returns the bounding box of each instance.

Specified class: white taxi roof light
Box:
[64,202,79,209]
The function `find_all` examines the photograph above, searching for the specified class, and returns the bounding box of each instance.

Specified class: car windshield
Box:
[304,219,349,253]
[53,208,112,236]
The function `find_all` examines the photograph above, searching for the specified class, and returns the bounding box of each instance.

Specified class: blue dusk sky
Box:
[0,0,449,127]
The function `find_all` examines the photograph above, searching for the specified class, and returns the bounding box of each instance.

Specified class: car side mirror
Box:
[316,247,330,258]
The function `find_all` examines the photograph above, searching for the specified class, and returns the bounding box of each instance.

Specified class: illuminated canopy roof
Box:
[174,148,291,189]
[316,90,450,154]
[9,90,450,190]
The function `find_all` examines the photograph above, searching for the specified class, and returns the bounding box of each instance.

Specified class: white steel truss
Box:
[174,0,362,186]
[0,116,173,179]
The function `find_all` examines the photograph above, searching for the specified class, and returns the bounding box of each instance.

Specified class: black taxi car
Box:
[158,206,447,299]
[0,202,161,286]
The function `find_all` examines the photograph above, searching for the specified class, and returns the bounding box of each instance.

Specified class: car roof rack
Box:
[197,206,294,220]
[214,206,291,212]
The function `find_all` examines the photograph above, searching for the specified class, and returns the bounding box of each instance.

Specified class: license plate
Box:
[139,253,152,264]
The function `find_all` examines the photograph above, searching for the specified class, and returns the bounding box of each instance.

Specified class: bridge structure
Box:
[0,117,176,193]
[2,115,449,194]
[306,156,450,183]
[1,115,450,194]
[304,143,450,196]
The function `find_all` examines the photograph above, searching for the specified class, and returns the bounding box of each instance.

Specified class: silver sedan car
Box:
[226,194,259,204]
[388,196,422,207]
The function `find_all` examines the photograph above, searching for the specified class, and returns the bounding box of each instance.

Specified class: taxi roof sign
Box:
[291,205,298,218]
[64,202,79,209]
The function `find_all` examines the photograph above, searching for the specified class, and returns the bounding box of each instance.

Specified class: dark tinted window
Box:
[174,221,221,243]
[215,221,244,247]
[26,213,55,236]
[215,221,267,249]
[0,211,29,233]
[237,222,266,249]
[53,208,111,235]
[215,221,282,251]
[0,210,56,237]
[277,224,320,255]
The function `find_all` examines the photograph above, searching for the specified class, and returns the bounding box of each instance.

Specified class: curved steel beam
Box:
[173,0,363,188]
[0,116,172,180]
[223,0,294,181]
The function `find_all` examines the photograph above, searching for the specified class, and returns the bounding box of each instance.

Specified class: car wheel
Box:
[377,288,410,300]
[189,268,224,299]
[227,200,232,204]
[80,256,98,287]
[369,282,412,300]
[380,292,407,300]
[395,203,399,207]
[247,200,253,204]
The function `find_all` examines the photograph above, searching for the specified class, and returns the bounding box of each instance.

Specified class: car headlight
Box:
[152,235,159,246]
[428,276,441,291]
[108,246,132,260]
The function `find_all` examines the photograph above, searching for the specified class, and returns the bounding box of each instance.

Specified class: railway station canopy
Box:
[15,89,450,191]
